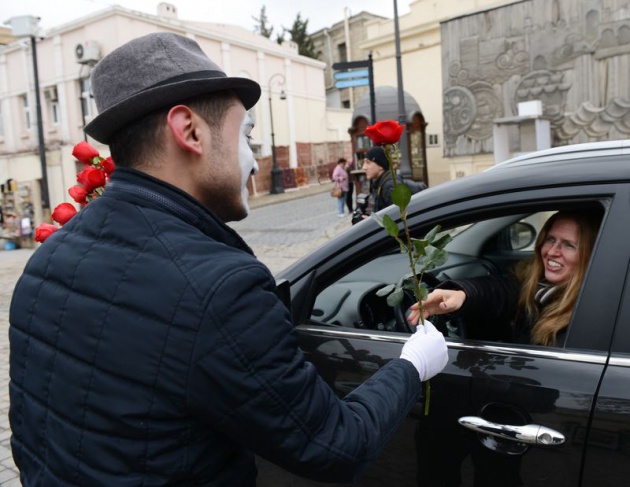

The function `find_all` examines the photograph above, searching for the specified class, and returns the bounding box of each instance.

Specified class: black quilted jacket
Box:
[9,168,421,486]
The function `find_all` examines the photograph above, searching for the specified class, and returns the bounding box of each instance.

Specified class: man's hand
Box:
[400,321,448,381]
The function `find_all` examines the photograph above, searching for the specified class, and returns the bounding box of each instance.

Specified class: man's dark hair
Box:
[108,91,237,168]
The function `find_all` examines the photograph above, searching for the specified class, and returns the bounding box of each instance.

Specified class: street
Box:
[0,190,351,484]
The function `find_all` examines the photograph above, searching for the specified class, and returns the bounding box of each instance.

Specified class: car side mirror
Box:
[509,222,536,250]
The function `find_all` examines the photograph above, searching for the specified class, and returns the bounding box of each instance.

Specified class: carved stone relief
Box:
[441,0,630,156]
[513,70,571,123]
[556,98,630,141]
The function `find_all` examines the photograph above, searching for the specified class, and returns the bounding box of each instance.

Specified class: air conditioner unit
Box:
[75,40,101,64]
[43,86,58,102]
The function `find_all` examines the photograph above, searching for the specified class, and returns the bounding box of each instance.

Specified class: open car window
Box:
[310,206,603,349]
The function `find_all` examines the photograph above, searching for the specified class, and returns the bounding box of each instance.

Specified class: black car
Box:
[258,140,630,486]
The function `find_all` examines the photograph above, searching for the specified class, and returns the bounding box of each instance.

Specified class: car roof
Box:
[488,139,630,170]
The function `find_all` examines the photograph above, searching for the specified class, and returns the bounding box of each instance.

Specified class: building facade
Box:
[441,0,630,176]
[310,11,386,110]
[0,2,351,241]
[354,0,629,182]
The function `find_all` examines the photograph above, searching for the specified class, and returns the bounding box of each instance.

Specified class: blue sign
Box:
[335,78,370,89]
[333,69,370,80]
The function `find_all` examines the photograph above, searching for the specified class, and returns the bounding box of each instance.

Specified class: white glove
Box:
[400,320,448,382]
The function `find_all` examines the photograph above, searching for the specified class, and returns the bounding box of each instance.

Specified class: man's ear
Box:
[166,105,204,156]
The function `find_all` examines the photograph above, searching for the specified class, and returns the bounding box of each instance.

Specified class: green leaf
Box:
[376,284,396,297]
[402,280,417,291]
[412,239,429,257]
[382,214,400,237]
[417,247,449,271]
[424,225,441,244]
[386,287,405,307]
[417,284,429,302]
[431,233,453,249]
[392,184,412,212]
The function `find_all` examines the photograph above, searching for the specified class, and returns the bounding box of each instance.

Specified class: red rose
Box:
[72,141,100,165]
[68,185,88,204]
[100,156,116,175]
[364,120,405,145]
[77,166,106,193]
[34,223,58,243]
[51,202,78,225]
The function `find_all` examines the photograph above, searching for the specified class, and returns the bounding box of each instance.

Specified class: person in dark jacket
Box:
[9,32,448,487]
[364,146,395,213]
[410,209,602,346]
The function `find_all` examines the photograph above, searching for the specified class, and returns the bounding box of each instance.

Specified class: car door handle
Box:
[458,416,566,446]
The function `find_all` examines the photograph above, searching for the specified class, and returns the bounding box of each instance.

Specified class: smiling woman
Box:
[419,208,603,346]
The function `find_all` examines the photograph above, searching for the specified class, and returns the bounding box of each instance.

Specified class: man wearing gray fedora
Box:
[9,32,448,486]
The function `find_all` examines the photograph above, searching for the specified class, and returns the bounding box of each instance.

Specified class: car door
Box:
[274,185,629,487]
[582,204,630,486]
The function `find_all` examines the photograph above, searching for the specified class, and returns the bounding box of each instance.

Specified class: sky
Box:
[2,0,413,34]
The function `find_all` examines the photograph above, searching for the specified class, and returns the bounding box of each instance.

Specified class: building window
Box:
[44,86,59,126]
[80,79,94,118]
[51,101,60,125]
[342,100,350,109]
[21,95,31,130]
[338,42,347,63]
[427,134,440,147]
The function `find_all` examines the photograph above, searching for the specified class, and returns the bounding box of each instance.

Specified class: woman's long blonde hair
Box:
[515,210,602,346]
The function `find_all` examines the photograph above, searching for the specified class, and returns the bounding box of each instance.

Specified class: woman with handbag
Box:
[331,158,349,218]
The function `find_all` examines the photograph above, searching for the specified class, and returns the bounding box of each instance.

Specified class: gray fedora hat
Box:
[84,32,261,143]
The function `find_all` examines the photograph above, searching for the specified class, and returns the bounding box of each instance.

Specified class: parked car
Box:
[258,140,630,486]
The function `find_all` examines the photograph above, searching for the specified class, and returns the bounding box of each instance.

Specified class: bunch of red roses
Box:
[35,141,115,243]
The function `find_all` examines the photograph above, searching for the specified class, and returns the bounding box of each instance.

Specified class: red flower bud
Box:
[34,223,58,243]
[51,202,78,225]
[100,156,116,175]
[77,166,106,193]
[68,185,88,204]
[364,120,405,145]
[72,141,100,165]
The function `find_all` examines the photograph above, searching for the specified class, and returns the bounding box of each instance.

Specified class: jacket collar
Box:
[104,167,253,254]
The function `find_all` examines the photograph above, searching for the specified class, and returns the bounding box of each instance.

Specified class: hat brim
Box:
[84,76,261,144]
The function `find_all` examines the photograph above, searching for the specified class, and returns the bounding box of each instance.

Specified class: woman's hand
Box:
[407,289,467,325]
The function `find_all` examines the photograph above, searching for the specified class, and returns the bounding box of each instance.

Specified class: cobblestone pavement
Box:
[0,184,351,484]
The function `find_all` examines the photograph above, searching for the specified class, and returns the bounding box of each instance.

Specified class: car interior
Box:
[309,204,605,344]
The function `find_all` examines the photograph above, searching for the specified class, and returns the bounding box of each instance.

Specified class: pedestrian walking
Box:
[9,32,448,487]
[332,157,348,217]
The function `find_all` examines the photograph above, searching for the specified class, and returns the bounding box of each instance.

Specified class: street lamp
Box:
[5,15,50,210]
[268,73,286,194]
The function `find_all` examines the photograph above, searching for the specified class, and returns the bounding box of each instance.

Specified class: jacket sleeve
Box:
[438,274,520,335]
[187,262,421,483]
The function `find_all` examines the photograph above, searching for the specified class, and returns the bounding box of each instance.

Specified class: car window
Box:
[310,207,603,349]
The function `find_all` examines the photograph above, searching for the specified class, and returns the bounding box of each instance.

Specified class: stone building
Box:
[441,0,630,176]
[310,11,386,109]
[0,2,352,237]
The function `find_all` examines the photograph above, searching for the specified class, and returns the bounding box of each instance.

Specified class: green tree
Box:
[253,6,274,38]
[285,13,317,59]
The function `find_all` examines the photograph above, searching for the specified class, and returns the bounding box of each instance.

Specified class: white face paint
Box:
[238,112,258,215]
